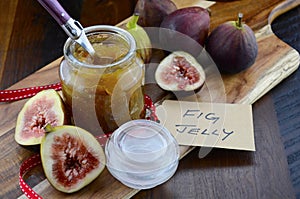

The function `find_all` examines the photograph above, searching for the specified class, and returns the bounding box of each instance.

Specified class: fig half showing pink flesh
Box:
[155,51,205,94]
[41,125,106,193]
[15,89,66,145]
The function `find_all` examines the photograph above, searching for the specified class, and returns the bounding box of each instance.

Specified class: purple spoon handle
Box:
[37,0,95,55]
[37,0,70,25]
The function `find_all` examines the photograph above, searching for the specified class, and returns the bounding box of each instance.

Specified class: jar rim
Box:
[63,25,136,69]
[107,119,179,152]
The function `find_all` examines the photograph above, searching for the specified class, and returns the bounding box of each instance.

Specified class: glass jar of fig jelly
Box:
[59,25,145,135]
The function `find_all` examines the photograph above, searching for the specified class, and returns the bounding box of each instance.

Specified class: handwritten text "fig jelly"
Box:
[175,109,234,141]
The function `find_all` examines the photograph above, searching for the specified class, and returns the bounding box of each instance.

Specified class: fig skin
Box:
[205,13,258,74]
[41,125,106,193]
[15,89,67,146]
[160,6,210,47]
[135,0,177,27]
[155,51,205,96]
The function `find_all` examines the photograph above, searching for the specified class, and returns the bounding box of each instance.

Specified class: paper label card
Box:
[156,100,255,151]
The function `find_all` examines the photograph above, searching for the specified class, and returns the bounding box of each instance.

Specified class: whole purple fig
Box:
[135,0,177,27]
[205,13,258,74]
[160,6,210,47]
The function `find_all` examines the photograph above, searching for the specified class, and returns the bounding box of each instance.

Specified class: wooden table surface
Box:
[1,0,300,198]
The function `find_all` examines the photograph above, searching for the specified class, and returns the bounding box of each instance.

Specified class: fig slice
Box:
[15,89,66,145]
[41,125,106,193]
[155,51,205,93]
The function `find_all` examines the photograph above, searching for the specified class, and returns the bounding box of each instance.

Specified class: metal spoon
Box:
[37,0,96,57]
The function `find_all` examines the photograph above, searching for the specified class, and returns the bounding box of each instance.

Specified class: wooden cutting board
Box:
[0,0,299,199]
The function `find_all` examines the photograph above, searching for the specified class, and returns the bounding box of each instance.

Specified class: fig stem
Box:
[44,123,54,133]
[127,13,140,29]
[236,13,243,28]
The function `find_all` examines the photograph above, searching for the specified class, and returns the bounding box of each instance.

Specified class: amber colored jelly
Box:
[59,25,145,135]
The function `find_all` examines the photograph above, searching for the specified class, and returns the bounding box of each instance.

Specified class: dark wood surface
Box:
[0,0,299,198]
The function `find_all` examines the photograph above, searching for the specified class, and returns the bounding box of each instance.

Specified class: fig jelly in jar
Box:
[59,25,145,135]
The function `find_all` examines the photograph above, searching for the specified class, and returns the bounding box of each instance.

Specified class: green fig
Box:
[122,13,152,63]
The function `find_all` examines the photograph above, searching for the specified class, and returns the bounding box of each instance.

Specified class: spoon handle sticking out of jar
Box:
[37,0,96,56]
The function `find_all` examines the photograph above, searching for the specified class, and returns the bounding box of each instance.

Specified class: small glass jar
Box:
[105,119,180,189]
[59,25,145,135]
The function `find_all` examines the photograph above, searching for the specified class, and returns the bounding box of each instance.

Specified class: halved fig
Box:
[155,51,205,94]
[15,89,67,145]
[41,125,106,193]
